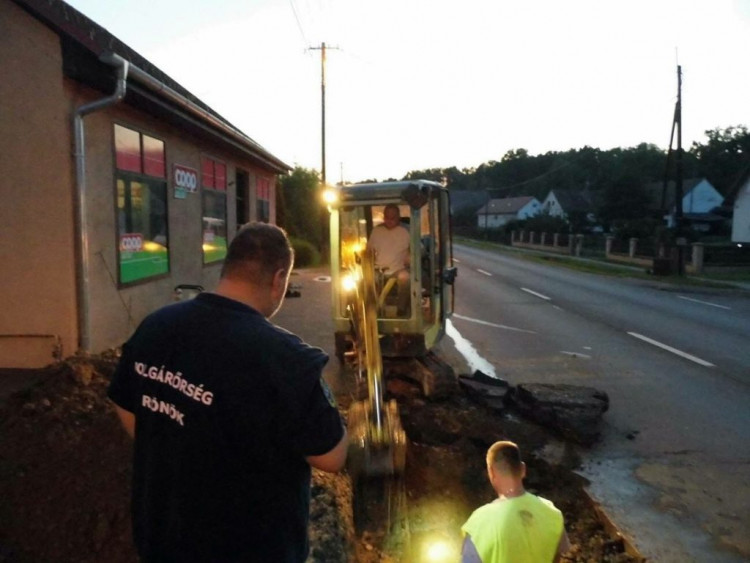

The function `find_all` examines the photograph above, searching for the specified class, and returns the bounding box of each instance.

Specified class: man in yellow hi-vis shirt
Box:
[461,441,571,562]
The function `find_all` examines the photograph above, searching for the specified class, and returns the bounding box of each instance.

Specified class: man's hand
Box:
[114,404,135,438]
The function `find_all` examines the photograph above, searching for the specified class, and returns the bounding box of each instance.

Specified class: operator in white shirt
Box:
[367,204,410,316]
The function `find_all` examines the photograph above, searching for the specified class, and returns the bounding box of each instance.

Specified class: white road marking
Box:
[521,287,551,301]
[453,258,461,263]
[561,351,592,359]
[476,269,492,276]
[678,295,730,310]
[627,332,715,367]
[452,313,536,333]
[446,320,496,377]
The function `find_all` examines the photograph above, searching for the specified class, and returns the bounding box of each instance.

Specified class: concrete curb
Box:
[583,489,647,562]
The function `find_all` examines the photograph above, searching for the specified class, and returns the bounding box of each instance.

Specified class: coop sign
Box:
[120,233,144,253]
[173,164,199,199]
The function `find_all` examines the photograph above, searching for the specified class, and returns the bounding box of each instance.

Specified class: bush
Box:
[290,237,321,267]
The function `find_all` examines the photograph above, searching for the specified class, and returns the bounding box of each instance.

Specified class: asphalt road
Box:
[448,243,750,562]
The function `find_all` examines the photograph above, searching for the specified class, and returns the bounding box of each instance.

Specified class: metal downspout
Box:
[73,52,129,353]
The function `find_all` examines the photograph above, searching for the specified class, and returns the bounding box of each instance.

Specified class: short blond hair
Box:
[486,440,524,477]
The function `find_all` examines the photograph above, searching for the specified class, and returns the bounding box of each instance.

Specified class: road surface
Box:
[448,243,750,562]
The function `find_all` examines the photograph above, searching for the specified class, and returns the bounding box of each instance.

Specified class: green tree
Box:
[597,175,651,231]
[278,166,326,250]
[691,125,750,194]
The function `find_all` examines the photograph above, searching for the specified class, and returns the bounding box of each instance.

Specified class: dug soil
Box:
[0,354,637,562]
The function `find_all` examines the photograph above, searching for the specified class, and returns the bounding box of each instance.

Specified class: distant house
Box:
[731,168,750,243]
[645,178,724,230]
[541,189,596,221]
[476,196,541,228]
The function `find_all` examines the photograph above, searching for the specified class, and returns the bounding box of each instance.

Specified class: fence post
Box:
[692,243,704,274]
[553,233,560,248]
[529,231,536,245]
[605,235,614,257]
[629,237,638,258]
[541,232,547,246]
[575,234,584,257]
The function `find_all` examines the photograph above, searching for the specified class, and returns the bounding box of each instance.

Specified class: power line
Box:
[287,0,309,47]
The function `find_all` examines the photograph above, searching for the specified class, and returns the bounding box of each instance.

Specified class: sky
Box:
[65,0,750,183]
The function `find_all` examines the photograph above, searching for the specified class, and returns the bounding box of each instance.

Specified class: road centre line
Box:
[521,287,551,301]
[452,313,536,334]
[678,295,731,310]
[476,269,492,276]
[627,332,715,367]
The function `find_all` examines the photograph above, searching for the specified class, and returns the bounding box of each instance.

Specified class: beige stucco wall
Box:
[0,1,78,367]
[78,101,279,353]
[1,0,284,366]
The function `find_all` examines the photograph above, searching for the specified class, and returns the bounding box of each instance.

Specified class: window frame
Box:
[201,155,228,265]
[113,124,170,287]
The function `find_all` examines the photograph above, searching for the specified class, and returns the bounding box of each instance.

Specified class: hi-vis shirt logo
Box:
[134,362,214,427]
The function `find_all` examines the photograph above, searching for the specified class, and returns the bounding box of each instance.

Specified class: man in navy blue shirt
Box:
[108,222,347,562]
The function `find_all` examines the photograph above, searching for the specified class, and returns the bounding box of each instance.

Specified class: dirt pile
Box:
[0,355,638,562]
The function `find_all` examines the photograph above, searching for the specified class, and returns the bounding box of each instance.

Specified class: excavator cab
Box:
[329,180,456,362]
[327,180,456,481]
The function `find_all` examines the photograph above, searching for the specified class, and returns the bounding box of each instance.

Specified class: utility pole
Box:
[308,42,338,188]
[662,65,685,275]
[675,65,685,275]
[308,42,338,256]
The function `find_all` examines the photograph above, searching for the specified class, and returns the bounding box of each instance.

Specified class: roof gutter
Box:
[73,51,129,353]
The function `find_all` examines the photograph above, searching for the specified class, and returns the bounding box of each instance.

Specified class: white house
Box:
[732,169,750,243]
[646,178,724,229]
[476,196,541,228]
[541,189,595,221]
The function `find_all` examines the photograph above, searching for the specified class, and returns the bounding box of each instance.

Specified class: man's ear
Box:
[272,268,289,294]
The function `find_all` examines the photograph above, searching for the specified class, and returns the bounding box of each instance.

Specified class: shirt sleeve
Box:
[461,535,483,563]
[292,375,345,457]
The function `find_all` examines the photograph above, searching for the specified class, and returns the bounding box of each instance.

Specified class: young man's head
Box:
[486,440,526,492]
[219,222,294,317]
[382,204,401,230]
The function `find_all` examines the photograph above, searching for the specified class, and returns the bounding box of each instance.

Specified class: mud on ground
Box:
[0,355,637,562]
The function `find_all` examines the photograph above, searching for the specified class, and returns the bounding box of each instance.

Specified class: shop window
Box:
[114,125,168,284]
[202,156,228,264]
[257,177,271,223]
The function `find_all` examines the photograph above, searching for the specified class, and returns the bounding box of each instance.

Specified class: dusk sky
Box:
[66,0,750,183]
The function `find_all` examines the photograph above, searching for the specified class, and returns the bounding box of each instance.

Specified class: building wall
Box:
[0,0,78,367]
[1,0,284,366]
[519,200,541,219]
[682,179,723,214]
[732,180,750,243]
[71,94,279,353]
[542,192,565,218]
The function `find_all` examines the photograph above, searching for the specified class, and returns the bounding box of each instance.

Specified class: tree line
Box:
[279,125,749,257]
